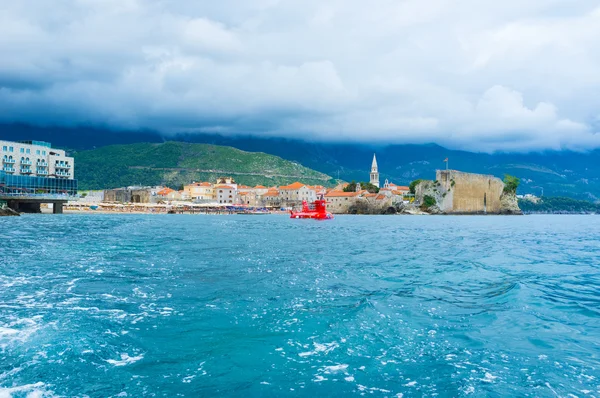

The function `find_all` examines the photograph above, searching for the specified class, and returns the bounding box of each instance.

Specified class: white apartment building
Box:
[215,184,237,204]
[0,140,75,179]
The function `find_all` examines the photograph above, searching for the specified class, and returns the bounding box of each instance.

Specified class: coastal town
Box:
[72,155,413,214]
[0,138,525,215]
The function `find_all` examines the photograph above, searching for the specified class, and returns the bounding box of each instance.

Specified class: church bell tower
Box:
[370,154,380,188]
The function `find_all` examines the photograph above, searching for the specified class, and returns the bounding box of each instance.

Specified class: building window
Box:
[42,151,46,155]
[36,150,40,155]
[26,149,30,154]
[20,148,24,153]
[9,147,13,152]
[2,146,6,151]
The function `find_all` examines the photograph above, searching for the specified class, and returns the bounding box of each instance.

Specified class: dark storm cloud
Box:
[1,0,599,151]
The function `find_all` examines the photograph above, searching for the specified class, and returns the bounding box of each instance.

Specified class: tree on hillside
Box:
[409,179,423,194]
[343,181,379,193]
[503,175,520,194]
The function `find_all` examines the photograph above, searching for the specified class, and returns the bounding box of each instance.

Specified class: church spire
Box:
[370,153,380,188]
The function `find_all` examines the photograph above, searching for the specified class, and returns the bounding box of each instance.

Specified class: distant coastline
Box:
[518,197,600,215]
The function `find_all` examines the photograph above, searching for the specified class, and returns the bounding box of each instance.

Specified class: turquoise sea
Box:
[1,214,599,397]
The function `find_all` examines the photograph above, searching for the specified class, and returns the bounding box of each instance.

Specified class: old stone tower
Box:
[370,154,380,188]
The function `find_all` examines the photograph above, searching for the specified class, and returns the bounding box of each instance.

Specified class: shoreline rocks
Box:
[0,207,20,217]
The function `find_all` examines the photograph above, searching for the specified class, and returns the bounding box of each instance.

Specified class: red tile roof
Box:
[157,188,175,196]
[264,189,279,196]
[280,182,305,190]
[325,190,359,197]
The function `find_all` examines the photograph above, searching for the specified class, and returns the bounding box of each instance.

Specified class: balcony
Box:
[55,163,71,169]
[37,170,49,175]
[55,171,71,177]
[3,167,15,173]
[20,168,32,174]
[37,161,48,167]
[21,159,32,165]
[3,159,15,164]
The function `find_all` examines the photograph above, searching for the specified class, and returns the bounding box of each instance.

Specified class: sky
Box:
[1,0,599,152]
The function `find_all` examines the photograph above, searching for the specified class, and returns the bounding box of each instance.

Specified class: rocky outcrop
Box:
[394,202,430,215]
[426,205,443,215]
[0,207,20,216]
[499,192,523,215]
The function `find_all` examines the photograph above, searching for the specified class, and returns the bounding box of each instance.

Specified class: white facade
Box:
[215,185,237,204]
[0,140,74,180]
[279,183,317,205]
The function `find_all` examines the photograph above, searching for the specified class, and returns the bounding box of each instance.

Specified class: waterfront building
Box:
[253,185,269,196]
[325,190,361,213]
[364,193,392,207]
[215,184,236,204]
[279,182,317,206]
[388,183,410,195]
[156,187,176,198]
[238,191,260,206]
[1,140,74,179]
[262,188,281,208]
[103,186,167,203]
[105,188,135,203]
[370,154,380,188]
[0,140,77,212]
[184,182,214,201]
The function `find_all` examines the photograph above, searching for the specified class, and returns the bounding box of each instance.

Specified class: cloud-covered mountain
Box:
[1,1,599,151]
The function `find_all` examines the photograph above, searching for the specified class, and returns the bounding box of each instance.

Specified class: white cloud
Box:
[0,0,599,152]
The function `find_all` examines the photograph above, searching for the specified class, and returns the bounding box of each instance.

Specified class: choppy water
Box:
[1,214,599,397]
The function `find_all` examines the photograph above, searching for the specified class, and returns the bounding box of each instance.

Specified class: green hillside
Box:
[73,142,334,189]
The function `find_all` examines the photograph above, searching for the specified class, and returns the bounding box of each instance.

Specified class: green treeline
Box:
[518,197,600,213]
[343,181,379,193]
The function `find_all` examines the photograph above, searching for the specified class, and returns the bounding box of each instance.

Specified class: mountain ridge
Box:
[73,142,333,190]
[1,124,598,200]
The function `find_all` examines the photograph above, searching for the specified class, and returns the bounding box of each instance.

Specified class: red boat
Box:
[290,196,334,220]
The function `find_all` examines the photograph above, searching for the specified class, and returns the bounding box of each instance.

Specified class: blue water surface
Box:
[1,214,599,397]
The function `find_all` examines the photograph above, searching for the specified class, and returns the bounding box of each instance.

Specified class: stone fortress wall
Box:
[416,170,506,214]
[437,170,504,214]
